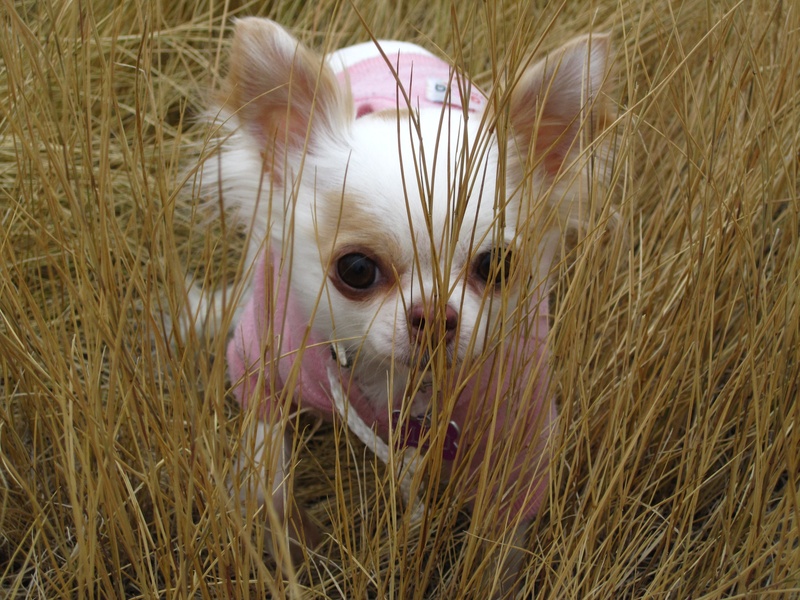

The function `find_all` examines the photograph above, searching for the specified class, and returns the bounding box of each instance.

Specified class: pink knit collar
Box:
[336,53,485,118]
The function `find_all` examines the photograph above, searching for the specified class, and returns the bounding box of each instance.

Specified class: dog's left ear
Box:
[222,18,351,180]
[508,34,614,178]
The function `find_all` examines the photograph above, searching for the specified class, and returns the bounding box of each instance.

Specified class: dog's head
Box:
[219,18,615,402]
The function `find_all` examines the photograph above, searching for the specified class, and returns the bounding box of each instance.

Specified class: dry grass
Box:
[1,0,798,597]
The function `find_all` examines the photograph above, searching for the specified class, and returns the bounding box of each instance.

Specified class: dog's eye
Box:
[474,250,513,286]
[337,253,379,289]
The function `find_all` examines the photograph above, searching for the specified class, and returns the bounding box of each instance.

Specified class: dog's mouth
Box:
[400,345,460,373]
[410,370,434,394]
[335,338,465,386]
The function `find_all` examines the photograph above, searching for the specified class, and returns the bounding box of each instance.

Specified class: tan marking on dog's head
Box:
[365,108,414,121]
[219,18,353,184]
[314,191,406,272]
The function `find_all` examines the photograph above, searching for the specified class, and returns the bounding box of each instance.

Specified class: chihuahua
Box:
[185,16,615,587]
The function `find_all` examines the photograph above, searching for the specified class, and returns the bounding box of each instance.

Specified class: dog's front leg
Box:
[235,419,321,568]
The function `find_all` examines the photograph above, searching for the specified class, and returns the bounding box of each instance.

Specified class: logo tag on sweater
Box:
[426,79,450,104]
[426,78,484,111]
[393,410,460,461]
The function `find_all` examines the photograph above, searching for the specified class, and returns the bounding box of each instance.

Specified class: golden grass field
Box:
[1,0,798,597]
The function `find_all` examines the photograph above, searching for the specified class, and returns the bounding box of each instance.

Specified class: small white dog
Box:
[186,16,614,585]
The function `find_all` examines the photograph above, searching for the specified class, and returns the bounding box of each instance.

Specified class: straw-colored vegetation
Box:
[1,0,798,597]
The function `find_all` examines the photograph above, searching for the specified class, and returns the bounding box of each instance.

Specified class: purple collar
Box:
[393,409,461,461]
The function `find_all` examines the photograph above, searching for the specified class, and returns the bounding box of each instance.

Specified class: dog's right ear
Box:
[222,18,350,178]
[507,34,614,180]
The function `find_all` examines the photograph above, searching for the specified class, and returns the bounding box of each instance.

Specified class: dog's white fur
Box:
[183,17,615,590]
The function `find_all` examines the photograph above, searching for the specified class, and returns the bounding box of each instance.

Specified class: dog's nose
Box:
[408,303,458,342]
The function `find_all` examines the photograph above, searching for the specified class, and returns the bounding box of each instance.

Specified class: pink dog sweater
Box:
[227,44,554,521]
[328,41,486,116]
